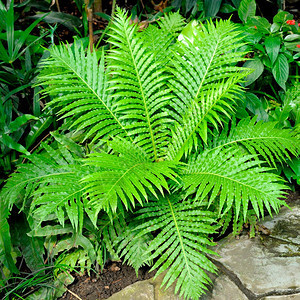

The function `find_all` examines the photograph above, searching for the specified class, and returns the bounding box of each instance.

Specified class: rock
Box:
[262,294,300,299]
[210,274,248,300]
[263,202,300,245]
[213,234,300,295]
[107,281,154,300]
[212,199,300,297]
[150,271,183,300]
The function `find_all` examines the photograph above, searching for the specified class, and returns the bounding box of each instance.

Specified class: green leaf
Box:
[11,215,44,272]
[265,36,281,65]
[220,4,237,13]
[186,0,197,14]
[25,272,73,300]
[272,53,289,90]
[0,195,19,274]
[8,114,38,133]
[232,0,242,8]
[204,0,222,17]
[25,115,54,149]
[238,0,256,23]
[284,34,300,42]
[30,12,82,32]
[1,134,30,155]
[243,57,264,86]
[284,158,300,184]
[94,12,111,21]
[270,23,280,33]
[244,93,269,121]
[27,225,74,237]
[273,11,293,24]
[249,16,270,33]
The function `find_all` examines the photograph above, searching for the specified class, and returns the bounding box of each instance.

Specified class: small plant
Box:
[1,9,299,299]
[240,9,300,91]
[0,0,57,178]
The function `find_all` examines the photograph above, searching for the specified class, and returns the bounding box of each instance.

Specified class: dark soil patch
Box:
[284,190,300,205]
[60,261,156,300]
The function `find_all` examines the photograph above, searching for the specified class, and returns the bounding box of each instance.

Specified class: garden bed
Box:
[60,262,156,300]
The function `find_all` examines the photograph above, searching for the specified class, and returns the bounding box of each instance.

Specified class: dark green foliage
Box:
[0,0,56,178]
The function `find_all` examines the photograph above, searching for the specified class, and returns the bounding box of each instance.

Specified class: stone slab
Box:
[211,274,248,300]
[213,200,300,296]
[150,271,184,300]
[107,198,300,300]
[262,200,300,245]
[262,293,300,300]
[107,281,154,300]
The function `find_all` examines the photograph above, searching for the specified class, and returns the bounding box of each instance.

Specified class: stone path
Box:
[107,197,300,300]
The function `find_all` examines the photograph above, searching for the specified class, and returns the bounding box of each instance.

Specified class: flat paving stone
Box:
[213,198,300,296]
[107,281,154,300]
[150,272,183,300]
[210,274,247,300]
[262,294,300,300]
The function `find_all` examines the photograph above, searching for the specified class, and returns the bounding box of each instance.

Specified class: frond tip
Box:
[209,117,300,167]
[134,196,218,299]
[182,149,288,220]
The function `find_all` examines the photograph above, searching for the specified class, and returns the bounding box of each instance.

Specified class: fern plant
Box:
[1,8,300,299]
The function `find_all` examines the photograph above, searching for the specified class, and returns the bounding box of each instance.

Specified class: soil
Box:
[60,261,156,300]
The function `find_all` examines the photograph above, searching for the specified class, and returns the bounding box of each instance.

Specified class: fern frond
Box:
[166,19,249,160]
[134,196,218,299]
[116,229,153,272]
[282,82,300,125]
[141,12,184,65]
[101,213,153,272]
[284,82,300,105]
[83,138,178,213]
[38,46,131,143]
[170,19,248,118]
[141,25,174,68]
[181,149,287,221]
[107,8,173,160]
[99,213,125,261]
[168,76,244,160]
[2,135,92,232]
[157,12,185,36]
[209,117,300,167]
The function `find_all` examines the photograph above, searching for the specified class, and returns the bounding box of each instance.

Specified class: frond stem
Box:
[167,196,192,279]
[188,171,272,197]
[8,172,76,190]
[124,27,158,160]
[209,136,294,152]
[194,34,219,103]
[52,53,134,144]
[172,80,236,161]
[105,162,148,202]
